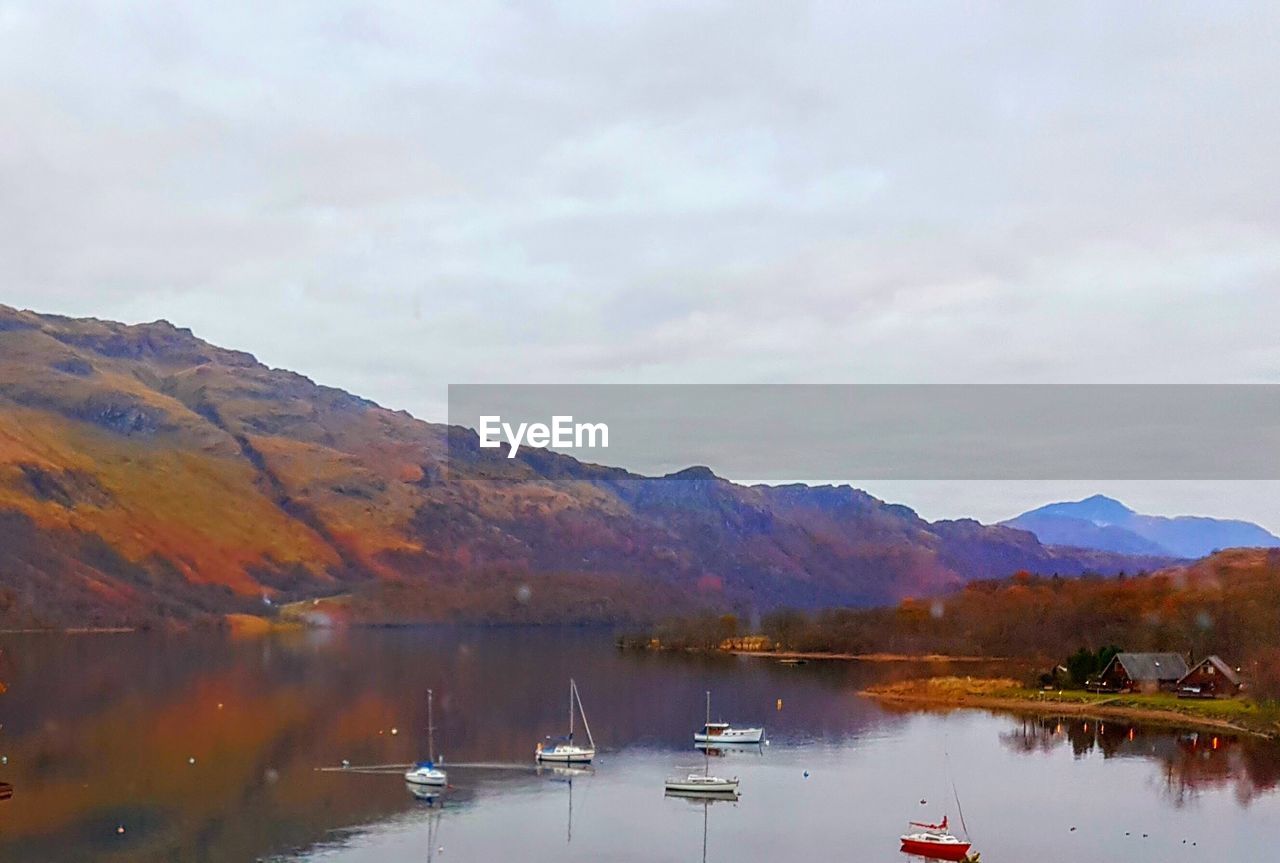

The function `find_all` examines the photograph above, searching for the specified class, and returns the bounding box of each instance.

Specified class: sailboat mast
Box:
[944,743,970,839]
[427,688,436,762]
[706,690,711,725]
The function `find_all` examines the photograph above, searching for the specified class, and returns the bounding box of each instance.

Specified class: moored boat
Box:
[536,678,596,764]
[404,761,448,786]
[404,689,448,787]
[694,722,766,745]
[535,741,596,763]
[663,773,740,795]
[693,691,764,745]
[899,816,972,861]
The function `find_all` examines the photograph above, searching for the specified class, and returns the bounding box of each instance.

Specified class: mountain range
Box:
[0,305,1180,628]
[1002,495,1280,558]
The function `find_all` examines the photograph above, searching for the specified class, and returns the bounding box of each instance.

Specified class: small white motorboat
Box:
[692,691,764,745]
[664,773,740,795]
[536,678,597,764]
[404,688,448,787]
[694,722,766,745]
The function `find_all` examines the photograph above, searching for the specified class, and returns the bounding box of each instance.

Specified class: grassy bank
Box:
[864,676,1280,739]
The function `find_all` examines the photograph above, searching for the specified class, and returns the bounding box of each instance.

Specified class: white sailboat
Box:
[693,690,764,745]
[668,694,741,797]
[404,688,448,787]
[664,773,740,795]
[535,678,596,764]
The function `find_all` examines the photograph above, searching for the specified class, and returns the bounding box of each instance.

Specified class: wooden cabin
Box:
[1089,652,1189,693]
[1177,656,1244,699]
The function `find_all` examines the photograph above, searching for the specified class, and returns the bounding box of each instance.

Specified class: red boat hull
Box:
[899,838,972,860]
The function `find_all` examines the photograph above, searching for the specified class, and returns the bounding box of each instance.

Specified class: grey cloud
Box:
[0,0,1278,519]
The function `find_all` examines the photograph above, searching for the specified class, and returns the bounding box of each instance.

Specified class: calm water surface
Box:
[1,628,1277,862]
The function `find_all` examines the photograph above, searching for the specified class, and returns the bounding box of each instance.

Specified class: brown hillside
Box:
[721,548,1280,662]
[0,305,1174,628]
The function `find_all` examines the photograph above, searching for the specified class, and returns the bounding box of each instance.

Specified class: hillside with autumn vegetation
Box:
[0,305,1175,629]
[647,548,1280,694]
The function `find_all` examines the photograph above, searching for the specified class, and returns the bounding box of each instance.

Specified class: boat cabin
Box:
[700,722,730,736]
[1089,652,1189,693]
[1176,655,1244,699]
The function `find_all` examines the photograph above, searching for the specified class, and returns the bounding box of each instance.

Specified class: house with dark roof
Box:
[1089,652,1189,693]
[1177,655,1244,699]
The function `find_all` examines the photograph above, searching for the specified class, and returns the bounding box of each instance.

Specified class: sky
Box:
[1,2,1277,528]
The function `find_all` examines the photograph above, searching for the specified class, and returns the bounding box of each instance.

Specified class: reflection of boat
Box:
[539,760,594,844]
[406,782,443,803]
[564,765,579,843]
[420,796,445,862]
[541,764,595,779]
[666,789,739,804]
[672,790,735,863]
[535,678,596,764]
[693,690,764,745]
[899,817,972,860]
[404,688,448,787]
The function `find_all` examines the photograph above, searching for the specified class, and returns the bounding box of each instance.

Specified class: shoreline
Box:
[863,678,1280,740]
[729,649,1009,663]
[0,627,138,634]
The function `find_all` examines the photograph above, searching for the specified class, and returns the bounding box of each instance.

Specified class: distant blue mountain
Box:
[1002,494,1280,559]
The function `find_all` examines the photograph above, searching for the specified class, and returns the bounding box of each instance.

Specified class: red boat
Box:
[899,816,973,861]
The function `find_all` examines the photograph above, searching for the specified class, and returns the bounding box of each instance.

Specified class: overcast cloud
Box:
[1,2,1277,525]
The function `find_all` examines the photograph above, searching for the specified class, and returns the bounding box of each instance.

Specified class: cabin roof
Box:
[1181,655,1242,686]
[1108,652,1189,681]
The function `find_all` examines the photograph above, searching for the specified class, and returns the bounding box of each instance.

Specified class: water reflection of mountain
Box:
[0,628,927,862]
[1000,716,1280,805]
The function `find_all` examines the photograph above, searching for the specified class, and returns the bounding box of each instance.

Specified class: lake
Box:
[0,628,1276,862]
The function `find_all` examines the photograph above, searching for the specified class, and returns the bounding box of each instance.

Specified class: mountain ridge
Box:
[1003,495,1280,558]
[0,305,1176,628]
